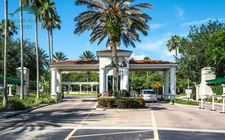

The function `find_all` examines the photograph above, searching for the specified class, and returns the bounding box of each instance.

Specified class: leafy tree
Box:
[53,52,68,62]
[206,29,225,78]
[75,0,152,92]
[0,19,18,38]
[166,35,181,58]
[177,20,225,84]
[143,56,150,60]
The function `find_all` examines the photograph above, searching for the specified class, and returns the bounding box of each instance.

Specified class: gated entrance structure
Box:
[49,48,177,100]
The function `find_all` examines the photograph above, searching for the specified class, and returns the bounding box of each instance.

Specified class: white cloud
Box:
[150,23,167,30]
[175,6,184,17]
[139,33,171,51]
[130,53,146,60]
[181,18,225,27]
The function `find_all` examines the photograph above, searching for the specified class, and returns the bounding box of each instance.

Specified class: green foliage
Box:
[53,52,68,62]
[211,85,223,95]
[177,20,225,84]
[97,97,145,108]
[1,94,55,110]
[114,90,128,100]
[206,29,225,78]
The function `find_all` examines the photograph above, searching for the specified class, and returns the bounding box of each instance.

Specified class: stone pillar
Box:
[164,70,169,100]
[199,67,215,97]
[122,68,129,91]
[51,68,57,100]
[91,84,93,92]
[99,67,106,93]
[80,84,82,93]
[170,67,176,100]
[16,67,29,96]
[8,84,13,96]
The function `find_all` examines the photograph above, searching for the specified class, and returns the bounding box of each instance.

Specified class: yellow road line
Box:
[151,110,159,140]
[64,110,94,140]
[71,130,152,138]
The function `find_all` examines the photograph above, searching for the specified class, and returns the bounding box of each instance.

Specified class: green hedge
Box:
[211,85,223,95]
[1,94,55,110]
[97,97,145,108]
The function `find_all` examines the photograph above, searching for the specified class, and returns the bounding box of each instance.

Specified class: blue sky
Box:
[0,0,225,62]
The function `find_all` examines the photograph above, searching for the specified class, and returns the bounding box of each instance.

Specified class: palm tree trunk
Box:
[50,29,53,63]
[47,29,51,63]
[112,41,118,93]
[20,0,24,100]
[2,0,8,108]
[35,14,40,98]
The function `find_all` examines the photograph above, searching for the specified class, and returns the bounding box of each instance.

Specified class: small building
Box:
[49,48,177,100]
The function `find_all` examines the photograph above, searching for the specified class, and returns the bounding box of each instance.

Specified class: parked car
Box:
[140,89,157,102]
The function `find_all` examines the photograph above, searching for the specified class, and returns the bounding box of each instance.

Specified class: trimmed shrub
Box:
[97,97,145,108]
[8,97,26,110]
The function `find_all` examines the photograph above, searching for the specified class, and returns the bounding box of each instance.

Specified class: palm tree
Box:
[2,0,8,108]
[39,0,56,63]
[0,20,18,38]
[20,0,24,100]
[23,0,42,98]
[75,0,152,92]
[49,15,61,63]
[53,52,68,62]
[79,50,96,92]
[166,35,181,58]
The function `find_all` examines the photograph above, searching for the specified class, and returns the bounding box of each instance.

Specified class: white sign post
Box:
[221,84,225,113]
[200,95,206,109]
[185,89,192,101]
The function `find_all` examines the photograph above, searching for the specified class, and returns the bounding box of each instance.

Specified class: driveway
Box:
[0,97,225,140]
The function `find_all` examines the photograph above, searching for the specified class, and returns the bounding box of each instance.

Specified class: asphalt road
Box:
[0,96,225,140]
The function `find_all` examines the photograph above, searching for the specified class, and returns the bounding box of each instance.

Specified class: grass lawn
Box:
[64,93,98,96]
[176,93,187,97]
[171,99,198,106]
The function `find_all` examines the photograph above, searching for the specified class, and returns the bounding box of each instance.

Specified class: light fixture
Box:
[120,61,127,67]
[110,60,116,67]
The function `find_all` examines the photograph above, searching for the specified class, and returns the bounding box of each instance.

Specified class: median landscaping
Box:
[0,94,57,111]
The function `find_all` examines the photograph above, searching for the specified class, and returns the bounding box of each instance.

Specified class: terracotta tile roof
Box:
[96,49,132,53]
[129,60,177,64]
[49,60,99,65]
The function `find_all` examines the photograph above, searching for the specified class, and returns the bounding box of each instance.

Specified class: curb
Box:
[0,101,63,119]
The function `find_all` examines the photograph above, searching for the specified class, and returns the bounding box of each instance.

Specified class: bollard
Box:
[221,95,225,113]
[199,96,205,109]
[210,94,216,111]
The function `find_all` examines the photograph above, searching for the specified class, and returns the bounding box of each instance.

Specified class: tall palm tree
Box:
[53,52,68,62]
[20,0,24,100]
[39,0,56,63]
[23,0,42,98]
[166,35,181,58]
[79,50,96,91]
[2,0,8,108]
[49,15,61,63]
[75,0,152,92]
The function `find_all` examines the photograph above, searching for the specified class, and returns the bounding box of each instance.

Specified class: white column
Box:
[91,84,93,92]
[99,67,106,93]
[51,68,57,100]
[222,84,225,113]
[122,68,129,91]
[170,67,176,100]
[68,85,70,92]
[80,84,82,93]
[8,85,13,96]
[56,70,61,93]
[164,70,169,100]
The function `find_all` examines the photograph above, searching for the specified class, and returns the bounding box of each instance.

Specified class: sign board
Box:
[155,82,161,88]
[103,91,107,97]
[185,89,192,94]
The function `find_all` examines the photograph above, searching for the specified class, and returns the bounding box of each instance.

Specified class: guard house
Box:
[49,48,177,100]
